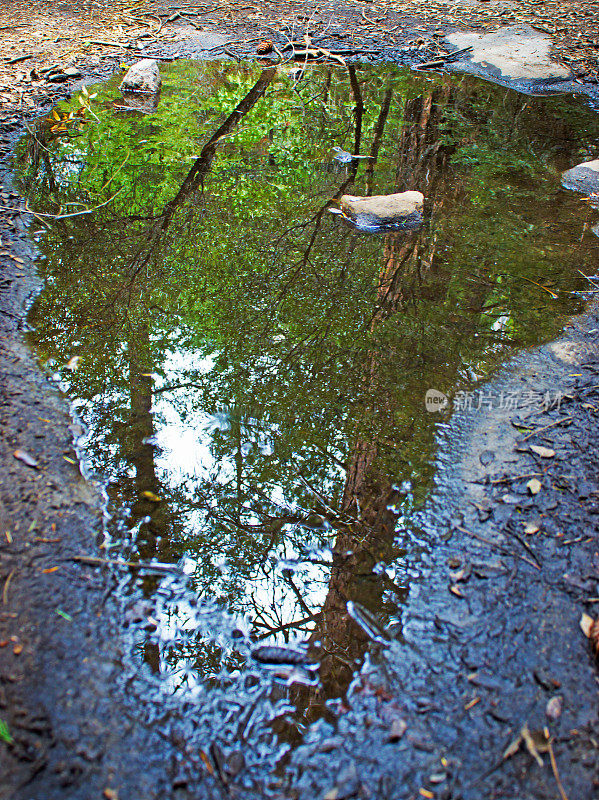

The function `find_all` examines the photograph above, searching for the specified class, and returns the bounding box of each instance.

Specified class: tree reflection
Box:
[15,61,599,703]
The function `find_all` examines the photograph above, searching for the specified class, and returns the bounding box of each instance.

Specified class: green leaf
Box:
[0,719,12,744]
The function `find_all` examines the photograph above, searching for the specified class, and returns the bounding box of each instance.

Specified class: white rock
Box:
[119,59,161,93]
[446,25,570,90]
[339,191,424,228]
[561,159,599,195]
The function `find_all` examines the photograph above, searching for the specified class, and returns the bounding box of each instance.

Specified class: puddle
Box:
[13,60,599,789]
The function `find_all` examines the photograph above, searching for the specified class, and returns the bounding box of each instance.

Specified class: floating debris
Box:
[251,645,319,671]
[346,601,390,644]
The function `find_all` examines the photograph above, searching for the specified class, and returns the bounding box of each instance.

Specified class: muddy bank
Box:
[0,176,188,797]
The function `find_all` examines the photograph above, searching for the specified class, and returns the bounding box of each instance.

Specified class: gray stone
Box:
[445,26,571,94]
[63,67,82,78]
[46,72,68,83]
[116,92,161,114]
[339,191,424,228]
[561,159,599,195]
[592,223,599,239]
[119,59,161,93]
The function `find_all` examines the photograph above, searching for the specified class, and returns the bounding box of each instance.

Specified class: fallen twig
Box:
[2,570,14,604]
[520,275,559,298]
[443,44,475,62]
[71,555,179,573]
[522,416,573,441]
[490,472,542,484]
[88,40,128,48]
[415,45,473,70]
[0,189,123,219]
[6,54,34,65]
[545,728,570,800]
[457,525,541,570]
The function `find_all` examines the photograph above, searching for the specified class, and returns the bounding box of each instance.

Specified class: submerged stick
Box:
[72,555,179,573]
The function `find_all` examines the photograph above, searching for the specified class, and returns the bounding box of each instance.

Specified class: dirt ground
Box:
[1,0,599,797]
[0,0,598,124]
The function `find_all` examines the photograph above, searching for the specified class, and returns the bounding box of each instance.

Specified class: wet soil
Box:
[288,305,599,799]
[1,2,599,799]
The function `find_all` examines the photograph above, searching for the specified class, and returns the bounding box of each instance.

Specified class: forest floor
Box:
[0,0,598,125]
[0,0,599,798]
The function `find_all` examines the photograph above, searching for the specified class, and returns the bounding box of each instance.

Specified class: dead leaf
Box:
[199,749,214,775]
[530,445,555,458]
[580,612,594,637]
[449,562,471,583]
[103,790,119,800]
[141,491,161,502]
[65,355,81,371]
[449,584,464,598]
[388,717,407,742]
[13,449,38,468]
[42,566,59,574]
[256,39,274,53]
[524,521,540,535]
[580,612,599,658]
[12,643,23,655]
[521,724,549,766]
[527,478,542,495]
[545,696,563,720]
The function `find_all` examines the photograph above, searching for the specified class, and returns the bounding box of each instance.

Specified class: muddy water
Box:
[14,61,599,790]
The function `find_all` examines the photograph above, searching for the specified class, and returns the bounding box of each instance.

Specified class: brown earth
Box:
[0,0,598,125]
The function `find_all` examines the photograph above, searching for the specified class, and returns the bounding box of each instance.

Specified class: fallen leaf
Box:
[449,584,464,598]
[42,566,59,574]
[388,717,407,742]
[545,696,563,720]
[521,724,549,766]
[65,355,81,371]
[199,749,214,775]
[141,491,161,502]
[524,521,540,535]
[13,449,38,468]
[503,734,522,760]
[527,478,542,495]
[12,643,23,655]
[419,790,434,799]
[529,445,555,458]
[580,612,599,658]
[464,696,480,710]
[256,39,274,53]
[580,612,594,637]
[449,563,471,583]
[103,790,118,800]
